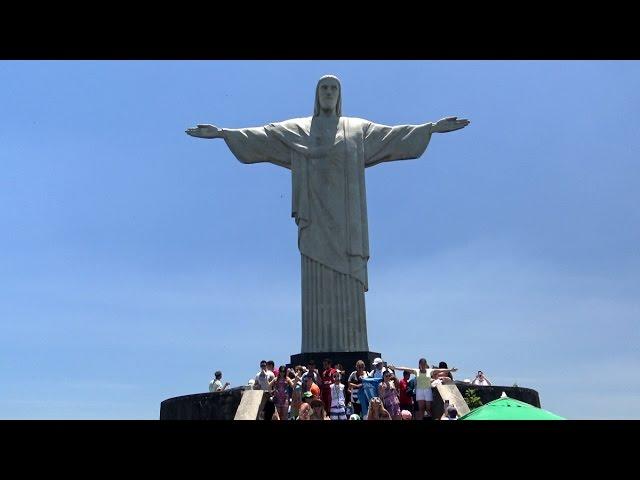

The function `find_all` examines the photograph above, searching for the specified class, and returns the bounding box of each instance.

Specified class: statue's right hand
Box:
[185,124,223,139]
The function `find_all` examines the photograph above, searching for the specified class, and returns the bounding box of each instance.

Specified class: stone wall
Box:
[160,387,246,420]
[431,382,541,419]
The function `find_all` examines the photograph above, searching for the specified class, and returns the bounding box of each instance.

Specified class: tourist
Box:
[348,360,370,415]
[389,359,457,420]
[269,366,294,421]
[309,398,330,420]
[471,371,491,386]
[407,374,417,414]
[266,360,277,378]
[290,366,305,419]
[321,358,337,411]
[304,372,321,399]
[369,357,389,379]
[397,370,413,415]
[435,362,453,383]
[254,360,276,420]
[209,370,230,392]
[301,360,320,389]
[253,360,275,391]
[297,402,312,420]
[365,397,391,420]
[379,370,401,420]
[292,365,305,388]
[329,371,347,420]
[400,409,413,420]
[440,404,459,420]
[263,395,276,421]
[335,363,349,404]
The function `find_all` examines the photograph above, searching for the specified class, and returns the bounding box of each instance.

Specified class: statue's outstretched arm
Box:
[186,122,292,169]
[431,116,470,133]
[185,124,226,139]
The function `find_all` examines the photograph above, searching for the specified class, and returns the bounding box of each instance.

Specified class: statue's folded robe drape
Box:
[224,117,432,352]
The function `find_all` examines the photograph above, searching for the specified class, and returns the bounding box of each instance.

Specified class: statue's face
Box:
[317,78,340,112]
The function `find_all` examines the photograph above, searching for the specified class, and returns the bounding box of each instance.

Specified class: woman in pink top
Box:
[269,366,294,420]
[379,371,401,420]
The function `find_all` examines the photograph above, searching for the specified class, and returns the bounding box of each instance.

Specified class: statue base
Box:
[288,351,382,377]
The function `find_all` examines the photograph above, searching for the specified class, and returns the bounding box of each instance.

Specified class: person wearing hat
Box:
[369,357,389,379]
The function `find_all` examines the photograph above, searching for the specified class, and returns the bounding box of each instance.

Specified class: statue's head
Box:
[314,75,342,117]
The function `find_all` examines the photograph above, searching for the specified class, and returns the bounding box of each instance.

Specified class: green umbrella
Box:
[459,393,565,420]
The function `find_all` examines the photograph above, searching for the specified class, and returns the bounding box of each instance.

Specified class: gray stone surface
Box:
[435,382,470,417]
[234,390,269,420]
[186,75,469,353]
[289,350,382,382]
[160,387,245,420]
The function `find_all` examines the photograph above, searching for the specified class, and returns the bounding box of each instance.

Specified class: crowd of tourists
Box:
[210,357,492,420]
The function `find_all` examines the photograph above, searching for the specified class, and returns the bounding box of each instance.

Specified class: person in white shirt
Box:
[389,358,457,420]
[329,371,347,420]
[471,371,491,386]
[440,404,459,420]
[369,357,389,379]
[209,370,230,392]
[254,360,275,391]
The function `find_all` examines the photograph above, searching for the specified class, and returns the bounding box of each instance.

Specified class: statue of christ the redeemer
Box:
[186,75,469,354]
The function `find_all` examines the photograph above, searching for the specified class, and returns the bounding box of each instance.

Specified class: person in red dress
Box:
[321,358,337,411]
[397,369,414,416]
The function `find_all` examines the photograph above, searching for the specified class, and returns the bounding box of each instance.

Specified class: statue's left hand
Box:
[185,124,225,139]
[433,116,470,133]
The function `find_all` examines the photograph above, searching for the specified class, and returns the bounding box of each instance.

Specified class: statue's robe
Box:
[224,116,432,352]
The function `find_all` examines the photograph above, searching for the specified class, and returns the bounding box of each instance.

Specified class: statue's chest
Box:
[311,128,345,147]
[295,118,362,164]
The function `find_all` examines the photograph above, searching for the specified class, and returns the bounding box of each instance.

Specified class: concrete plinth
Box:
[288,351,382,377]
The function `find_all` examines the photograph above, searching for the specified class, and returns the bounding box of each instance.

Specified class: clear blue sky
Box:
[1,61,638,419]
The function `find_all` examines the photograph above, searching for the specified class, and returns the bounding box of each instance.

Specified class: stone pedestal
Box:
[159,377,542,420]
[288,351,382,377]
